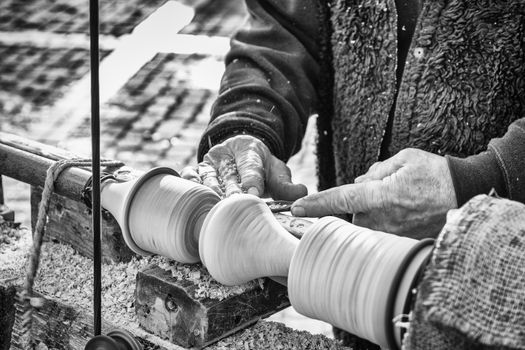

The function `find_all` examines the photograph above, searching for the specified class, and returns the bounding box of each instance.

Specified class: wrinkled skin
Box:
[291,148,458,239]
[181,135,307,200]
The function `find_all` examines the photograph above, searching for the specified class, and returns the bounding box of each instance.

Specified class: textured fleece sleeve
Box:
[446,118,525,206]
[197,0,322,162]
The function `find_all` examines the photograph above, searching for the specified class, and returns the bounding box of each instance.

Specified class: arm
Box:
[447,118,525,205]
[197,0,322,162]
[291,119,525,238]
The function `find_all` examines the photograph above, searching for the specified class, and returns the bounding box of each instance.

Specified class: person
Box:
[182,0,525,347]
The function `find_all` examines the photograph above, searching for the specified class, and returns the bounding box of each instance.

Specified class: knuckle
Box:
[369,161,382,171]
[397,148,415,159]
[207,144,232,161]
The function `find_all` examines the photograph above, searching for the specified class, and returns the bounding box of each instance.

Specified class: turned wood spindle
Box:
[199,193,434,350]
[199,193,300,285]
[100,167,220,263]
[289,217,433,349]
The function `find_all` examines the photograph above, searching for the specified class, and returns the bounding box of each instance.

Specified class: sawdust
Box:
[208,321,349,350]
[0,219,31,282]
[0,223,264,330]
[0,227,143,324]
[0,217,23,252]
[153,256,264,300]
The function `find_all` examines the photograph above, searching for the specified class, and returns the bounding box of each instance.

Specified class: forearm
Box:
[447,118,525,205]
[198,0,322,162]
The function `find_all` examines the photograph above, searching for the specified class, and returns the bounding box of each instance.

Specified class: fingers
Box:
[354,156,404,183]
[291,181,386,217]
[217,157,243,197]
[180,165,201,184]
[236,149,265,196]
[228,135,270,196]
[197,158,243,197]
[198,161,223,196]
[204,144,243,197]
[267,157,308,201]
[199,135,307,200]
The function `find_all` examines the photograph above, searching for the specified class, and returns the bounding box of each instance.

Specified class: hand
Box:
[181,135,307,200]
[291,148,458,238]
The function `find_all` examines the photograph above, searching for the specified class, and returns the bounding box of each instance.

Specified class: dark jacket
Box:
[198,0,525,206]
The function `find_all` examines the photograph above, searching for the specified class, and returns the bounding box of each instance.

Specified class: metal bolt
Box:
[165,296,178,311]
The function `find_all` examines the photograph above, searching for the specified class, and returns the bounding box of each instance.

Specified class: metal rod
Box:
[0,176,4,205]
[89,0,102,336]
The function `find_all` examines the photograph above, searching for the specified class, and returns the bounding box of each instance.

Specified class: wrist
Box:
[197,112,285,162]
[445,150,507,207]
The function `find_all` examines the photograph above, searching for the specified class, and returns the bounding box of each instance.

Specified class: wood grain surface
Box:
[136,265,290,348]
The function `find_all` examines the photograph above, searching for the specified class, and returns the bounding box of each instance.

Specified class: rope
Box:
[18,158,123,349]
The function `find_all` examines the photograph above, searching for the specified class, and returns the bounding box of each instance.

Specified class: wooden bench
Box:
[0,285,347,350]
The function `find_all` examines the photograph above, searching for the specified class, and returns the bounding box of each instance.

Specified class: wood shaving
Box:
[0,216,23,252]
[153,255,264,301]
[0,221,31,282]
[209,321,351,350]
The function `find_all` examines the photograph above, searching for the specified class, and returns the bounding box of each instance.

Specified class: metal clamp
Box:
[81,172,118,209]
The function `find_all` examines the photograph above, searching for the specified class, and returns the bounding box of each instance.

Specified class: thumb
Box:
[291,182,385,217]
[266,157,308,201]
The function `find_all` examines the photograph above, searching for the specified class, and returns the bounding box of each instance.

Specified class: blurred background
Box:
[0,0,330,338]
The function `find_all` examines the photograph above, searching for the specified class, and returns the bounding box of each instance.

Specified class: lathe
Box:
[0,131,434,350]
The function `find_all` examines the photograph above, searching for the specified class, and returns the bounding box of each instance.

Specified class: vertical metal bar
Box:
[89,0,102,336]
[0,176,4,205]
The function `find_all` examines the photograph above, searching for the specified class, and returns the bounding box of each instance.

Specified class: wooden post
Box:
[0,176,15,222]
[135,265,290,348]
[0,285,16,350]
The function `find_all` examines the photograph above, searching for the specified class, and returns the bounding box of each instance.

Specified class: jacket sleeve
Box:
[446,118,525,205]
[197,0,322,162]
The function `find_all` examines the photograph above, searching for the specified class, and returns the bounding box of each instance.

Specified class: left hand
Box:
[291,148,458,238]
[180,135,307,199]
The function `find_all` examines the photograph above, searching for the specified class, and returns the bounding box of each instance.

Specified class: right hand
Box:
[181,135,307,200]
